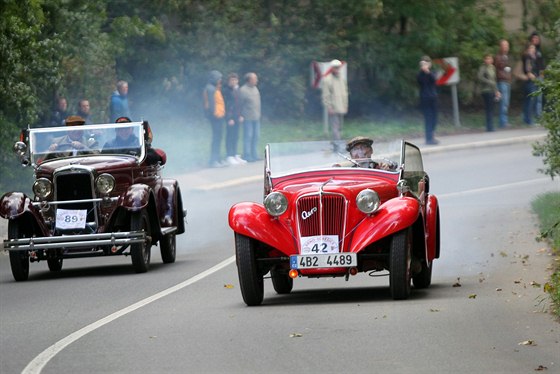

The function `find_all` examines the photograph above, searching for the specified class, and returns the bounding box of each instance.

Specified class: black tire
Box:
[8,220,30,281]
[235,233,264,306]
[271,269,293,294]
[160,233,176,264]
[413,260,432,289]
[130,210,151,273]
[47,257,63,272]
[389,228,412,300]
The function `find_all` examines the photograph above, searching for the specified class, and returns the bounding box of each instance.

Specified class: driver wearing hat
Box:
[46,116,98,159]
[343,136,395,170]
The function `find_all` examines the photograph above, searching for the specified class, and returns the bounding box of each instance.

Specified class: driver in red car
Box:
[344,136,395,170]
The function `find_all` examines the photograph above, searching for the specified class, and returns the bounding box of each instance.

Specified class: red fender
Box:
[425,194,440,260]
[350,197,420,252]
[0,192,50,235]
[229,202,297,255]
[118,184,151,212]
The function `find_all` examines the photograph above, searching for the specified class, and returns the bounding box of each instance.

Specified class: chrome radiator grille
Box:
[297,194,346,238]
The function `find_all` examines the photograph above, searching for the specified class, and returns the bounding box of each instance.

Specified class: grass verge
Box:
[532,191,560,318]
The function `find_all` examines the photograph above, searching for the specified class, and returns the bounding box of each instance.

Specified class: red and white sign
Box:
[310,60,348,88]
[433,57,459,86]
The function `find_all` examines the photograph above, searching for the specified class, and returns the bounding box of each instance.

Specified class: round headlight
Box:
[264,192,288,217]
[356,189,380,214]
[96,174,115,194]
[33,178,53,199]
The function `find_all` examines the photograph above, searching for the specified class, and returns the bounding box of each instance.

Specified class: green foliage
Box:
[533,20,560,179]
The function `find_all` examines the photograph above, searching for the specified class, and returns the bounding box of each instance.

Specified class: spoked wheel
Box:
[235,233,264,306]
[47,257,63,272]
[160,233,176,264]
[413,260,432,289]
[389,228,412,300]
[130,210,152,273]
[8,220,31,281]
[271,269,293,294]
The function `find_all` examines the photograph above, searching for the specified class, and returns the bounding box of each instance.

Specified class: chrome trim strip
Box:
[4,231,145,251]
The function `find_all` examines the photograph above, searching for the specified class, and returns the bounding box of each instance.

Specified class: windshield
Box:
[29,122,145,165]
[266,140,402,178]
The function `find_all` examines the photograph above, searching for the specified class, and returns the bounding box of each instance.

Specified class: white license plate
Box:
[300,235,339,254]
[290,253,357,269]
[56,209,87,229]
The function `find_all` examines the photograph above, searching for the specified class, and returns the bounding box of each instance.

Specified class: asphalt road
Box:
[1,139,559,373]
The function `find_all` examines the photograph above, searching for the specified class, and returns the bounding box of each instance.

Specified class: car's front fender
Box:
[0,192,50,236]
[426,194,440,260]
[349,197,420,252]
[118,184,151,212]
[229,202,297,255]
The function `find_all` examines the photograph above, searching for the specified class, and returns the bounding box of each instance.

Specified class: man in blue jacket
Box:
[110,80,131,122]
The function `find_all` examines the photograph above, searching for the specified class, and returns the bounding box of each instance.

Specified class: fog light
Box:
[349,267,358,276]
[289,269,299,278]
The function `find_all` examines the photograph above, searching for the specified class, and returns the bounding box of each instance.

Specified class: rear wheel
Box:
[47,257,63,272]
[235,233,264,306]
[160,233,176,264]
[8,220,31,281]
[271,269,293,294]
[130,210,151,273]
[389,228,412,300]
[413,260,432,289]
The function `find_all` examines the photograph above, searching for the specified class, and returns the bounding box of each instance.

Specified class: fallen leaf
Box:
[514,280,521,284]
[500,251,508,257]
[496,288,503,291]
[543,282,554,293]
[452,277,461,287]
[429,308,440,312]
[224,284,234,289]
[469,294,477,299]
[289,333,303,338]
[530,281,541,288]
[535,365,548,371]
[518,340,536,346]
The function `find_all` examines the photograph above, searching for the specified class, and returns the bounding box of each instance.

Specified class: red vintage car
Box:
[229,140,440,306]
[1,121,185,281]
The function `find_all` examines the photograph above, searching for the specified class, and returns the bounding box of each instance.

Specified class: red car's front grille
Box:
[297,193,346,239]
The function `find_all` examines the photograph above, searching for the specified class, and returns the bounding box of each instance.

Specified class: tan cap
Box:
[346,136,373,152]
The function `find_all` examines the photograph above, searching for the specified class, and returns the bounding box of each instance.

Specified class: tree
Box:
[533,20,560,179]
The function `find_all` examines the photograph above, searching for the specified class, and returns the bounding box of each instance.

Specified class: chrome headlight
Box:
[33,178,53,199]
[264,192,288,217]
[356,189,380,214]
[96,174,115,194]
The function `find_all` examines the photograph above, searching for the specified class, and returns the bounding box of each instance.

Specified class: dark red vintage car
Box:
[229,140,440,305]
[1,122,185,281]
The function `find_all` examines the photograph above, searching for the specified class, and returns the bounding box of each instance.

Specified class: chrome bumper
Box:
[3,231,146,251]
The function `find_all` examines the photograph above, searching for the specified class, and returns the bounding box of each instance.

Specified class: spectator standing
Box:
[522,43,538,126]
[529,31,545,117]
[416,56,439,145]
[50,97,68,126]
[76,99,93,125]
[494,39,512,128]
[239,72,261,162]
[321,59,348,144]
[223,73,246,165]
[477,54,501,132]
[109,80,131,122]
[203,70,226,168]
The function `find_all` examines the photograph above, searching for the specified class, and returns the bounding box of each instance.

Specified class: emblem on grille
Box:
[301,207,317,220]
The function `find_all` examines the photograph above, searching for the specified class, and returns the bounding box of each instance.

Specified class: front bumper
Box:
[3,231,145,252]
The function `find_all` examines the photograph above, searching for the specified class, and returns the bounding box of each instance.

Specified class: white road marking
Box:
[437,177,555,199]
[22,256,236,374]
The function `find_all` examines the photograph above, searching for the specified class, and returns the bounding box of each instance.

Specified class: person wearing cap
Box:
[321,59,348,145]
[337,136,395,170]
[46,116,98,159]
[417,55,439,145]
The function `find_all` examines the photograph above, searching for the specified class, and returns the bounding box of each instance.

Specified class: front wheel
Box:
[389,228,412,300]
[8,220,31,281]
[130,210,152,273]
[271,269,293,294]
[160,233,176,264]
[235,233,264,306]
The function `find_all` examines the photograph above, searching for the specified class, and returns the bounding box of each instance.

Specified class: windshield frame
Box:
[28,122,146,165]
